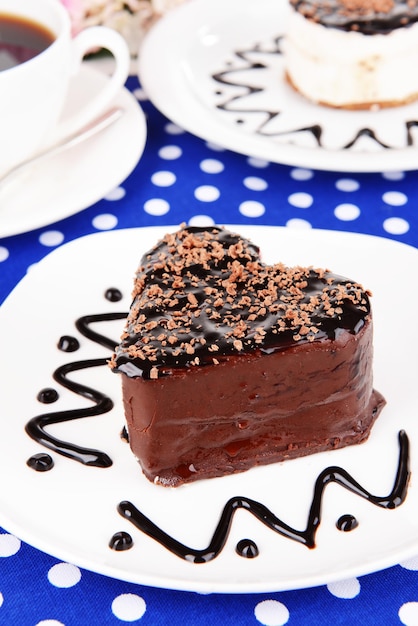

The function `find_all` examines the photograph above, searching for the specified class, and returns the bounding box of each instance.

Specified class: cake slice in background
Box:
[284,0,418,109]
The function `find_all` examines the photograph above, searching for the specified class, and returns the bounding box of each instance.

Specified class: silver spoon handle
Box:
[0,107,124,190]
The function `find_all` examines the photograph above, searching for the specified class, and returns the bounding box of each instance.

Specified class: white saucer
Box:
[0,226,417,593]
[139,0,418,172]
[0,65,146,238]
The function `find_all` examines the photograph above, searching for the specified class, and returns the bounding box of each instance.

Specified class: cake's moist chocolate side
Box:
[289,0,418,33]
[111,225,385,486]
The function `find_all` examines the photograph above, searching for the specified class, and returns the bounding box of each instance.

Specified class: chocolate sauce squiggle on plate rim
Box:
[24,293,411,562]
[25,311,127,467]
[117,430,409,562]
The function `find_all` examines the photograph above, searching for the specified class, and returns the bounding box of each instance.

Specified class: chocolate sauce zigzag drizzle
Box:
[211,39,417,149]
[25,311,127,468]
[117,431,410,562]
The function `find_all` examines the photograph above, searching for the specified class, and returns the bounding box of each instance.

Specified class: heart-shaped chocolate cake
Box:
[111,225,385,486]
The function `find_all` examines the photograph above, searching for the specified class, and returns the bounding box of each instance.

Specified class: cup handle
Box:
[56,26,130,138]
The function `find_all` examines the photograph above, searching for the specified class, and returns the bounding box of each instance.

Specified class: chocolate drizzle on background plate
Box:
[212,38,288,139]
[211,37,417,150]
[117,431,410,563]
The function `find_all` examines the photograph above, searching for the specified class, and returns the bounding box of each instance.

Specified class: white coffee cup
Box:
[0,0,130,177]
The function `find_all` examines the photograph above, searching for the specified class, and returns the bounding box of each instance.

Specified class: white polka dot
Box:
[188,215,216,227]
[158,145,182,160]
[239,200,266,218]
[383,217,410,234]
[200,159,224,174]
[194,185,220,202]
[382,191,408,206]
[151,171,176,187]
[0,592,3,608]
[400,555,418,570]
[144,198,170,216]
[112,593,146,622]
[327,577,361,599]
[205,141,225,152]
[334,203,361,221]
[382,171,405,181]
[288,192,313,209]
[105,186,126,201]
[290,168,313,181]
[247,157,269,168]
[164,122,184,135]
[335,178,360,192]
[0,246,9,262]
[35,621,65,626]
[0,534,20,557]
[133,87,147,101]
[39,230,64,247]
[244,176,268,191]
[254,599,290,626]
[286,218,312,229]
[399,602,418,625]
[48,562,81,588]
[92,213,118,230]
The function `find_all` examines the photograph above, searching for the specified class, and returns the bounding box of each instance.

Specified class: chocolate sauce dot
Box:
[27,453,54,472]
[236,538,259,559]
[120,425,129,443]
[337,514,359,532]
[37,387,59,404]
[58,335,80,352]
[109,531,133,551]
[105,287,123,302]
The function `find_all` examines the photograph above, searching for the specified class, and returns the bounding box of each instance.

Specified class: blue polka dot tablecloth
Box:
[0,72,418,626]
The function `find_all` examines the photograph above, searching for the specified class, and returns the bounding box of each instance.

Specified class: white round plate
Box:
[0,65,146,238]
[0,225,417,593]
[139,0,418,172]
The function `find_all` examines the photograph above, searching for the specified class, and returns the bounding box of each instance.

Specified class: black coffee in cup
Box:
[0,13,55,71]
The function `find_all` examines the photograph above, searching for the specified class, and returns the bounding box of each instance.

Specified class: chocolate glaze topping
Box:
[290,0,418,33]
[111,226,371,380]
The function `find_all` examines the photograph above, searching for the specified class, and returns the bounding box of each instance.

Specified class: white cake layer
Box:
[284,12,418,108]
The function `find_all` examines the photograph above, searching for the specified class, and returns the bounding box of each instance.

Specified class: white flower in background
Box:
[152,0,190,11]
[61,0,190,55]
